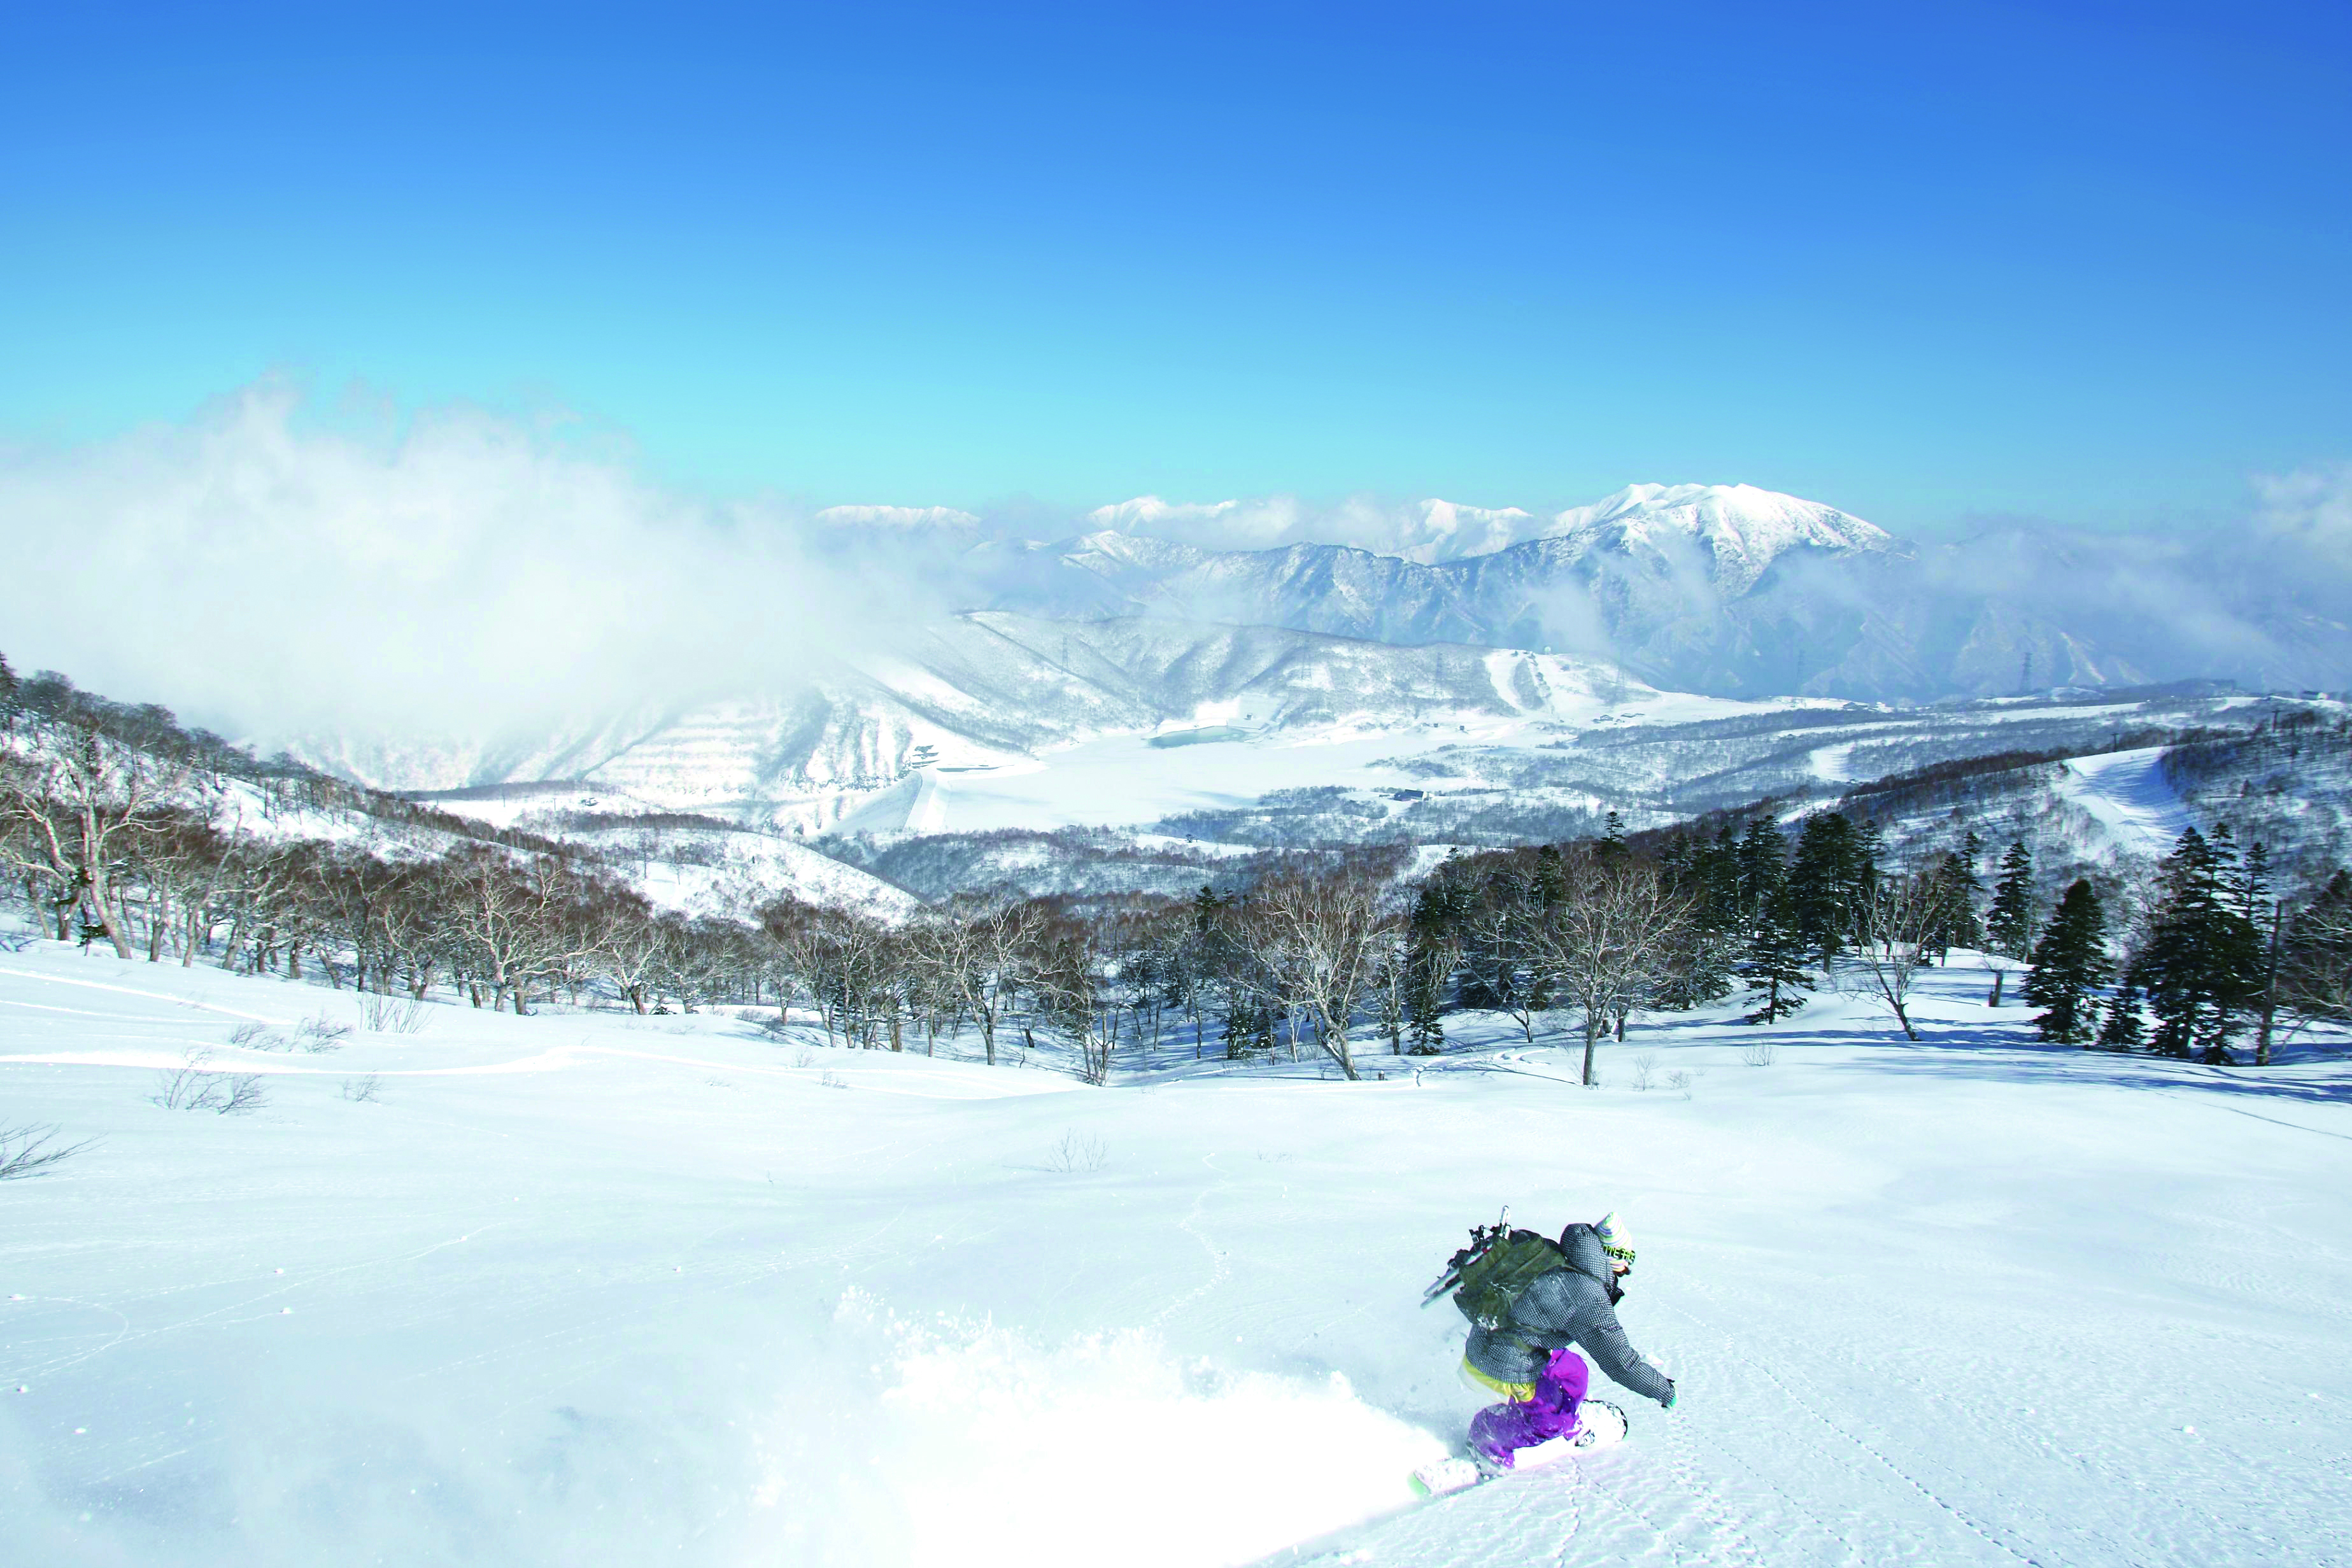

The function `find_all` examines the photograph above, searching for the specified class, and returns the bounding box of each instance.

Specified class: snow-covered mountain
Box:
[1007,483,1922,697]
[998,483,2350,701]
[289,613,1710,826]
[287,483,2351,831]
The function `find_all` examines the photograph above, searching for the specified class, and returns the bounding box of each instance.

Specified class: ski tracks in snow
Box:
[1657,1296,2063,1568]
[1148,1152,1233,1333]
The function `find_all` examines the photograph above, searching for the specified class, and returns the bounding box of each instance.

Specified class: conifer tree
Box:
[1790,811,1873,966]
[1697,825,1744,934]
[1736,815,1788,929]
[1923,849,1983,961]
[1403,877,1465,1054]
[1743,877,1813,1025]
[2093,983,2146,1051]
[1654,830,1738,1010]
[2240,840,2286,1063]
[2023,879,2109,1044]
[1985,839,2036,959]
[2127,827,2263,1062]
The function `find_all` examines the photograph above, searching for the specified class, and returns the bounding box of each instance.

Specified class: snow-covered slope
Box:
[2051,747,2195,859]
[402,782,923,917]
[291,616,1746,831]
[4,937,2347,1566]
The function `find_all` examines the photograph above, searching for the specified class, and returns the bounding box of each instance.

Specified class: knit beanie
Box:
[1596,1211,1636,1268]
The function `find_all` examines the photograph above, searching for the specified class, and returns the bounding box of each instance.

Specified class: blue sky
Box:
[3,1,2348,533]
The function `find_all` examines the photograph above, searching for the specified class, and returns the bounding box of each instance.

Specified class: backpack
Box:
[1422,1213,1566,1331]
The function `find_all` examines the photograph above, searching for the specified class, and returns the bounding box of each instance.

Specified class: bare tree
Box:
[590,894,672,1014]
[1246,864,1397,1081]
[444,849,605,1014]
[0,723,187,957]
[1029,915,1118,1084]
[1533,854,1692,1087]
[1846,870,1952,1041]
[2279,875,2352,1029]
[0,1120,97,1180]
[914,894,1044,1065]
[762,898,900,1046]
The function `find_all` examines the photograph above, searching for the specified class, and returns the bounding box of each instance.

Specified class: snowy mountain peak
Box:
[1547,483,1895,593]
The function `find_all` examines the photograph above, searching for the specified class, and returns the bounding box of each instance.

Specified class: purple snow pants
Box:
[1468,1349,1589,1468]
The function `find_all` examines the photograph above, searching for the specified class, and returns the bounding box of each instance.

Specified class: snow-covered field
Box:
[4,940,2350,1567]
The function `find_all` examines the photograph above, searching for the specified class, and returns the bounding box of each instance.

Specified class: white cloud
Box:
[814,504,981,530]
[0,383,940,743]
[2255,462,2352,565]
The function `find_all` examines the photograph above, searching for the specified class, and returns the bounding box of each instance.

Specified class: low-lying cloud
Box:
[6,383,2346,756]
[0,384,954,746]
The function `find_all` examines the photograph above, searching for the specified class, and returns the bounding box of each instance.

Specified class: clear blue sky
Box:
[3,1,2348,532]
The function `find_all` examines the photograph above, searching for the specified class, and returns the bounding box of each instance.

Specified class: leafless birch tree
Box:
[1846,870,1953,1041]
[1534,855,1692,1087]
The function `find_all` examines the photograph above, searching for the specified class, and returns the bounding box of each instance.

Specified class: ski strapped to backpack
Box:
[1421,1208,1568,1331]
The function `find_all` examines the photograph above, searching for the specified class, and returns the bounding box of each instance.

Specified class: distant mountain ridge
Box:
[290,612,1683,821]
[287,483,2352,828]
[989,482,2348,702]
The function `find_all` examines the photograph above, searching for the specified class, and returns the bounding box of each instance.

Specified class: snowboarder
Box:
[1457,1211,1675,1471]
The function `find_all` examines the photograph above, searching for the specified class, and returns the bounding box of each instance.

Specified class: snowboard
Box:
[1410,1401,1628,1497]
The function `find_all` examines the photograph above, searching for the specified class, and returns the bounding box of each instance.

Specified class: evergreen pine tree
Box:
[2238,838,2272,922]
[1736,815,1788,930]
[2239,840,2286,1063]
[1985,839,2036,958]
[1697,825,1744,935]
[2023,879,2110,1044]
[2127,827,2263,1063]
[1654,829,1738,1010]
[1404,878,1464,1054]
[1790,812,1872,966]
[1743,877,1813,1025]
[2093,983,2146,1051]
[1922,849,1983,962]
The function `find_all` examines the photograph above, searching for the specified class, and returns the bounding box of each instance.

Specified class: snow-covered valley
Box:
[4,938,2349,1567]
